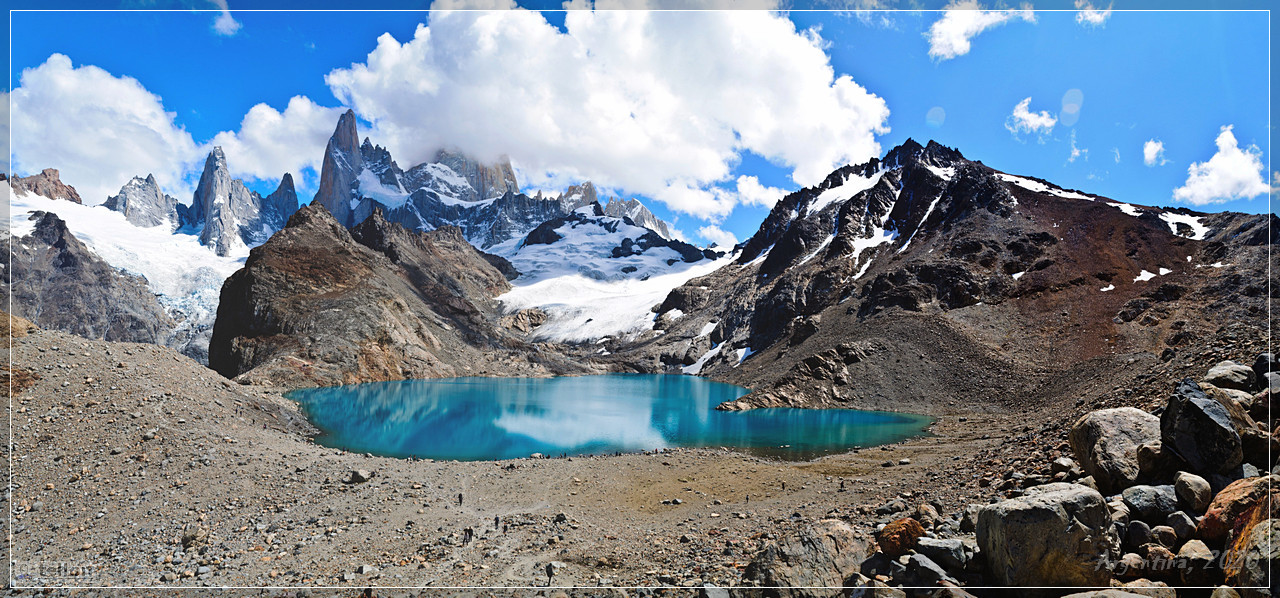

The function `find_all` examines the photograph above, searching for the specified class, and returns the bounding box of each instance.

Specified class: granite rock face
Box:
[177,147,298,256]
[4,211,172,344]
[311,110,675,249]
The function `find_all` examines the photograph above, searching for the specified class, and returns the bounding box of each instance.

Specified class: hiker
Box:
[457,493,463,506]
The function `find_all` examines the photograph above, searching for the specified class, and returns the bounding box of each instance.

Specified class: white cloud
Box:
[1067,130,1087,163]
[1074,0,1112,27]
[1172,125,1268,206]
[208,96,344,189]
[697,224,738,249]
[1111,147,1121,163]
[1005,97,1057,138]
[735,175,789,208]
[210,0,242,36]
[926,0,1035,61]
[11,54,202,204]
[0,92,10,175]
[326,9,889,220]
[1143,139,1167,167]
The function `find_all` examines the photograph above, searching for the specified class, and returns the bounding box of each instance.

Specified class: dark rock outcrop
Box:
[1160,379,1243,476]
[4,212,172,344]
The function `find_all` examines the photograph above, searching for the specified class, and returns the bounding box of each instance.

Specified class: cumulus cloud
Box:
[210,0,242,36]
[1142,139,1167,167]
[208,96,345,188]
[1005,97,1057,138]
[1074,0,1112,27]
[326,9,889,219]
[926,0,1035,61]
[0,92,10,175]
[735,175,789,208]
[1172,125,1268,206]
[697,224,738,249]
[11,54,202,204]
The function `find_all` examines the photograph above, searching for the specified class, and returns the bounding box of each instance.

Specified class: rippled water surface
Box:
[287,375,932,461]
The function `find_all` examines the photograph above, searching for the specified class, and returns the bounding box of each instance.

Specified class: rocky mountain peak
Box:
[103,173,181,229]
[432,148,521,200]
[333,109,361,157]
[180,147,293,256]
[5,211,173,344]
[11,168,83,204]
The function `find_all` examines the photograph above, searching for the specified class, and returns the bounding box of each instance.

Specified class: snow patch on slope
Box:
[997,173,1094,201]
[1158,212,1210,240]
[808,169,885,215]
[10,192,247,358]
[495,216,728,343]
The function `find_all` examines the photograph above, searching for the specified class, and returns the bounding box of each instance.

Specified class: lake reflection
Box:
[286,374,932,461]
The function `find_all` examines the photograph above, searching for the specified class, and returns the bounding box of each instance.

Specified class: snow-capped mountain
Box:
[102,174,182,229]
[489,202,724,342]
[312,110,676,249]
[7,154,299,362]
[176,147,299,256]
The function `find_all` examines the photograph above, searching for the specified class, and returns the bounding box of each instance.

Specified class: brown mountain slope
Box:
[208,203,595,386]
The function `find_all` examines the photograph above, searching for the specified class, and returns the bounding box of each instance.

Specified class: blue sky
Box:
[7,3,1273,247]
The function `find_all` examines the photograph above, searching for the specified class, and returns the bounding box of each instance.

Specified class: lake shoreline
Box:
[9,327,1025,588]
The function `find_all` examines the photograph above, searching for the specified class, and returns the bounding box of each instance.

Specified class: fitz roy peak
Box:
[173,147,299,256]
[312,109,675,249]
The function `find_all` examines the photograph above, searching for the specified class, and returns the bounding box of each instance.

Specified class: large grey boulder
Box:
[742,518,869,598]
[1069,407,1161,494]
[1203,360,1256,391]
[1120,484,1178,523]
[977,483,1119,588]
[1160,379,1242,476]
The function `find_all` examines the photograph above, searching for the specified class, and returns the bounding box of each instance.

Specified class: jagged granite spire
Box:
[261,173,300,231]
[314,109,364,227]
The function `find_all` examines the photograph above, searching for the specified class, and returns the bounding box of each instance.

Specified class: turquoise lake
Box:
[286,374,932,461]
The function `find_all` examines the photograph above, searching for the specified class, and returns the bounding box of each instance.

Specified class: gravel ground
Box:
[5,327,1025,592]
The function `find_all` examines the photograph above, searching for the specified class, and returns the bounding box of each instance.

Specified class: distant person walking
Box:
[457,493,463,507]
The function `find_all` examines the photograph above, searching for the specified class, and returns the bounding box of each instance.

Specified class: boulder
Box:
[848,580,906,598]
[1126,520,1154,549]
[1135,442,1182,484]
[977,483,1119,587]
[903,553,957,586]
[742,518,868,598]
[1203,360,1256,392]
[1070,407,1161,494]
[1199,475,1278,545]
[877,517,925,558]
[1165,511,1196,542]
[1121,485,1178,523]
[1224,518,1279,598]
[1174,471,1213,512]
[915,537,968,571]
[1252,353,1276,387]
[1177,539,1220,587]
[1161,380,1243,476]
